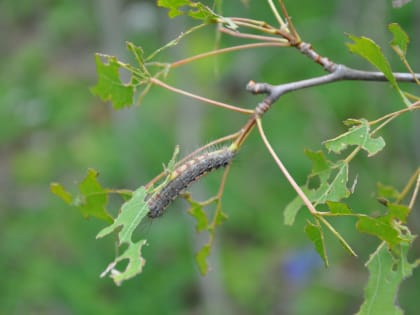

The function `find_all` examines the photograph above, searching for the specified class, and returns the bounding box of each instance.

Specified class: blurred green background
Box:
[1,1,419,314]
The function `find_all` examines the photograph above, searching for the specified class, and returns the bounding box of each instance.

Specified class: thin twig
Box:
[256,117,318,215]
[409,173,420,209]
[171,42,288,68]
[219,26,288,43]
[150,77,254,114]
[267,0,287,29]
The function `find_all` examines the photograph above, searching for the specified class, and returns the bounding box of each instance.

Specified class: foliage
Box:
[47,0,420,314]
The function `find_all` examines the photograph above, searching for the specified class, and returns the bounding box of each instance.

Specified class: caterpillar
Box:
[147,147,235,218]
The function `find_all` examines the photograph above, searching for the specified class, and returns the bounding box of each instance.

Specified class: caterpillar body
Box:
[147,147,235,218]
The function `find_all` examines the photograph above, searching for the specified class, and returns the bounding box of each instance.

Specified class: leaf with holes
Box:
[356,242,419,315]
[91,54,134,109]
[324,119,385,156]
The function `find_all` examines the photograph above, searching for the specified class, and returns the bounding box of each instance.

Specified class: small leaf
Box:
[326,201,353,214]
[346,34,410,106]
[356,242,419,315]
[96,186,148,242]
[388,23,409,56]
[188,2,219,22]
[356,216,401,245]
[346,34,396,86]
[195,244,211,275]
[187,200,209,232]
[304,149,331,175]
[78,169,113,222]
[305,220,328,267]
[91,54,134,109]
[284,186,311,226]
[100,239,147,286]
[157,0,190,18]
[387,203,410,223]
[324,119,385,156]
[50,182,72,205]
[376,182,400,202]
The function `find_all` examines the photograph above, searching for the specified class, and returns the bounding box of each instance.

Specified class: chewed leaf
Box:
[356,242,419,315]
[77,169,114,222]
[100,239,147,286]
[326,201,353,214]
[388,23,409,56]
[346,34,410,106]
[187,200,209,232]
[324,119,385,156]
[91,54,134,109]
[304,149,331,175]
[96,186,148,243]
[356,216,401,245]
[195,243,211,275]
[305,220,328,267]
[157,0,190,18]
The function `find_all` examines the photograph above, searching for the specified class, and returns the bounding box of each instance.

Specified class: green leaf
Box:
[96,186,148,242]
[346,34,410,106]
[100,240,147,286]
[284,158,350,225]
[50,182,73,205]
[187,200,209,232]
[305,220,328,267]
[188,2,219,21]
[195,243,211,275]
[356,242,419,315]
[324,119,385,156]
[157,0,190,18]
[346,34,396,85]
[356,216,401,245]
[387,203,410,223]
[304,149,331,175]
[96,186,149,285]
[284,186,311,226]
[326,201,353,214]
[91,54,134,109]
[376,182,400,202]
[77,169,113,222]
[388,23,409,56]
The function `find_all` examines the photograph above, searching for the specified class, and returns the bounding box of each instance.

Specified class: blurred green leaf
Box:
[77,168,113,222]
[157,0,191,18]
[389,23,409,56]
[50,182,72,205]
[91,54,134,109]
[324,119,385,156]
[376,182,400,202]
[356,242,419,315]
[356,216,401,245]
[100,240,147,286]
[305,220,328,267]
[346,34,410,106]
[284,186,310,226]
[326,201,352,214]
[187,200,209,232]
[195,243,211,275]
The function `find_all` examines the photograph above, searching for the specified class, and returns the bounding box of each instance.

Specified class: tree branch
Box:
[247,64,420,115]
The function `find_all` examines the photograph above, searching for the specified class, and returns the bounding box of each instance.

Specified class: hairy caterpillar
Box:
[147,147,235,218]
